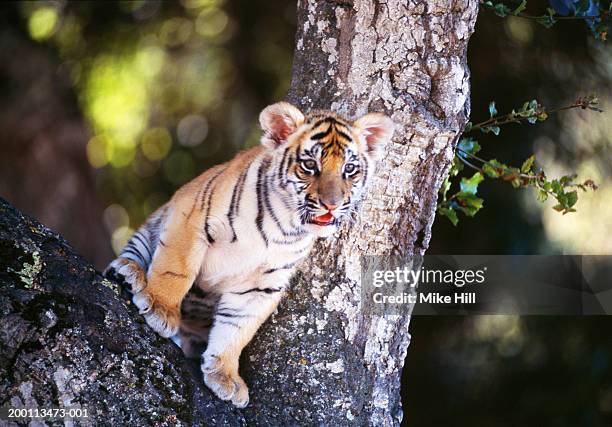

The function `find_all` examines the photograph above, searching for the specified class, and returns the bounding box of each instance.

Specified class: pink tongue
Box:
[315,213,334,223]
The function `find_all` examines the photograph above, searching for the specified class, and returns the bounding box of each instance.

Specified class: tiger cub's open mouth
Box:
[312,212,335,226]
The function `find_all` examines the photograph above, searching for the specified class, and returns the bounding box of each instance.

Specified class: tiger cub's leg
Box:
[178,286,219,358]
[202,287,284,408]
[132,206,208,338]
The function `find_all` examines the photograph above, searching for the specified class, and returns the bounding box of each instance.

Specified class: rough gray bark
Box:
[0,1,477,425]
[0,198,247,425]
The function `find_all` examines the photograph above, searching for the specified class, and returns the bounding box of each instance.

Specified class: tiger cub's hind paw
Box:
[105,257,147,294]
[202,354,250,408]
[132,290,180,338]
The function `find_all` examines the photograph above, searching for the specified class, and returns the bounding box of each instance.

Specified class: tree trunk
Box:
[0,1,477,425]
[242,0,477,425]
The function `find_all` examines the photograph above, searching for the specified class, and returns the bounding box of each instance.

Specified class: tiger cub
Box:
[105,102,394,407]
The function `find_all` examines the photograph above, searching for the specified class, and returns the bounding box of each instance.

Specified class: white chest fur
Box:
[196,159,316,293]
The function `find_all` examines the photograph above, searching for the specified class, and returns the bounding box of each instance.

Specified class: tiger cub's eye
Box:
[301,159,317,171]
[344,163,357,174]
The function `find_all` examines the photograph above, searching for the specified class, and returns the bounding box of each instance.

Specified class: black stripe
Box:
[122,247,145,263]
[231,287,282,295]
[131,233,153,260]
[216,320,240,328]
[202,168,227,243]
[311,125,333,140]
[262,169,305,238]
[227,165,250,242]
[216,312,253,318]
[215,305,241,313]
[283,155,295,188]
[147,210,165,236]
[187,187,204,219]
[233,164,250,218]
[312,117,337,129]
[336,130,352,141]
[255,158,271,246]
[263,262,297,274]
[199,167,226,211]
[277,146,290,183]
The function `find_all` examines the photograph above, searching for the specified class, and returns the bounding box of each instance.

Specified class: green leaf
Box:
[450,156,464,175]
[457,137,481,156]
[460,172,484,195]
[488,101,497,117]
[551,180,563,195]
[483,164,500,178]
[537,190,548,202]
[455,192,484,217]
[559,174,577,186]
[482,125,501,135]
[566,191,578,208]
[439,177,451,199]
[482,159,505,178]
[521,155,535,173]
[493,3,512,17]
[438,207,459,226]
[513,0,527,15]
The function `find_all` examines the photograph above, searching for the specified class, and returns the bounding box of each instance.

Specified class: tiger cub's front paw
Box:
[202,353,249,408]
[105,257,146,293]
[132,290,180,338]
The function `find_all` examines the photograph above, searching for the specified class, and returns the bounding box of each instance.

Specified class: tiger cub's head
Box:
[259,102,394,237]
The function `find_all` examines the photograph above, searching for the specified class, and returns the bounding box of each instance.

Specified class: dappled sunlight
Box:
[20,0,293,254]
[541,165,612,254]
[531,95,612,254]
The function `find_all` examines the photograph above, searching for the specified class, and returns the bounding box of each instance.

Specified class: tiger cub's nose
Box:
[320,200,338,211]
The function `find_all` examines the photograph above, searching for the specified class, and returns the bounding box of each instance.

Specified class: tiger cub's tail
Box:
[104,206,168,295]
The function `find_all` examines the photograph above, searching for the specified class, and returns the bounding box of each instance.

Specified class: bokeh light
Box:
[28,5,59,41]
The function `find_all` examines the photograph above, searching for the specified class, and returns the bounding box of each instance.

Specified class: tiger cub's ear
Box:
[259,102,305,149]
[353,113,395,160]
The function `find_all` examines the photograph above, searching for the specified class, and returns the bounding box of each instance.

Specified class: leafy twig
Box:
[437,96,601,226]
[465,96,602,135]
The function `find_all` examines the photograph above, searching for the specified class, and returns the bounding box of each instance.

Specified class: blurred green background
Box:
[0,1,610,426]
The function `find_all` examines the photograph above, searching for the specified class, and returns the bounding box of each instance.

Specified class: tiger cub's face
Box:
[260,102,394,237]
